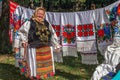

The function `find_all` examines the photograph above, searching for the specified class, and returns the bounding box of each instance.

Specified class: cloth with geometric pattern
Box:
[75,10,98,64]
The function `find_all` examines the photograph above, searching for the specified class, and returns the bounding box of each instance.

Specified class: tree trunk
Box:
[0,0,11,54]
[40,0,43,7]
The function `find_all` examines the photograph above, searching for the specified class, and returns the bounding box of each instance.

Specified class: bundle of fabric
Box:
[75,10,98,64]
[101,70,120,80]
[0,0,2,17]
[101,72,115,80]
[61,12,77,57]
[91,64,115,80]
[46,12,63,62]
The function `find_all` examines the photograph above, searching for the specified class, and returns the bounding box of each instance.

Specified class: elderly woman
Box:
[15,7,61,80]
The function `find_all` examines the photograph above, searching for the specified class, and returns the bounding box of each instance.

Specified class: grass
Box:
[0,53,104,80]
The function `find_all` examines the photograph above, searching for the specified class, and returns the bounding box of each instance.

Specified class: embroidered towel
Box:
[61,12,77,57]
[94,8,113,55]
[75,10,98,64]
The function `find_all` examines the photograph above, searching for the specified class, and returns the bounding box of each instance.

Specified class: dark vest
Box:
[28,19,52,48]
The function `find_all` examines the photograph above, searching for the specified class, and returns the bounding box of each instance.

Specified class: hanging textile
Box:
[104,0,120,66]
[9,1,18,44]
[94,8,113,55]
[61,12,77,57]
[9,1,19,67]
[10,1,34,43]
[46,12,63,62]
[104,0,120,68]
[75,10,98,64]
[10,1,34,67]
[13,6,34,56]
[91,1,120,80]
[0,0,2,17]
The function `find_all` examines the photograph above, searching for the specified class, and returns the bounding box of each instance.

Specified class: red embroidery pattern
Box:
[98,29,104,37]
[62,24,75,44]
[52,25,60,37]
[77,24,94,37]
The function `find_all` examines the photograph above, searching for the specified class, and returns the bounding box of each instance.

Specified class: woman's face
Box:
[36,9,45,20]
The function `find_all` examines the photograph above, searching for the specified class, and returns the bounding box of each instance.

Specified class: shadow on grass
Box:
[55,69,82,80]
[61,54,100,79]
[63,56,81,68]
[63,55,98,68]
[0,63,26,80]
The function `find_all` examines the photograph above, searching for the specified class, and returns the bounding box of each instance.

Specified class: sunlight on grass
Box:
[0,54,104,80]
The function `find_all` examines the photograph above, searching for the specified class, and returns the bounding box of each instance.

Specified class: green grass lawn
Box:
[0,53,104,80]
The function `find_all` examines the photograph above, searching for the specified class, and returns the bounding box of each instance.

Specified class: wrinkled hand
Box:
[22,42,28,48]
[13,47,19,53]
[54,48,61,53]
[13,48,19,56]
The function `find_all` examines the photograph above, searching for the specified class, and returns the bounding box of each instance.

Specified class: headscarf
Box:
[32,7,46,24]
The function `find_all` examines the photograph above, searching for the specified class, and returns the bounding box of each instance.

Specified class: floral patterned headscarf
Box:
[32,7,46,23]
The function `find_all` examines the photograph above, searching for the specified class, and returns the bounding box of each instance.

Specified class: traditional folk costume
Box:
[15,19,61,79]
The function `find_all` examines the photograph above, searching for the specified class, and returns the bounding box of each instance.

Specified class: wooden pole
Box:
[40,0,43,7]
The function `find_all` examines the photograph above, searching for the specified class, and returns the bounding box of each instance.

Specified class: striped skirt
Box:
[19,46,55,79]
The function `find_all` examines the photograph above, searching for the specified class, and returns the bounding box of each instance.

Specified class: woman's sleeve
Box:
[49,23,61,49]
[18,21,31,43]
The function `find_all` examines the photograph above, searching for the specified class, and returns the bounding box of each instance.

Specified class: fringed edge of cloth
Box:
[62,46,78,57]
[81,53,98,65]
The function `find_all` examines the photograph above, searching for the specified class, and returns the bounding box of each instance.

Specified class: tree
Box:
[0,0,12,54]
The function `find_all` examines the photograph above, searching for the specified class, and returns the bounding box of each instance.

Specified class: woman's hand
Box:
[54,48,61,53]
[22,42,28,48]
[13,47,19,53]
